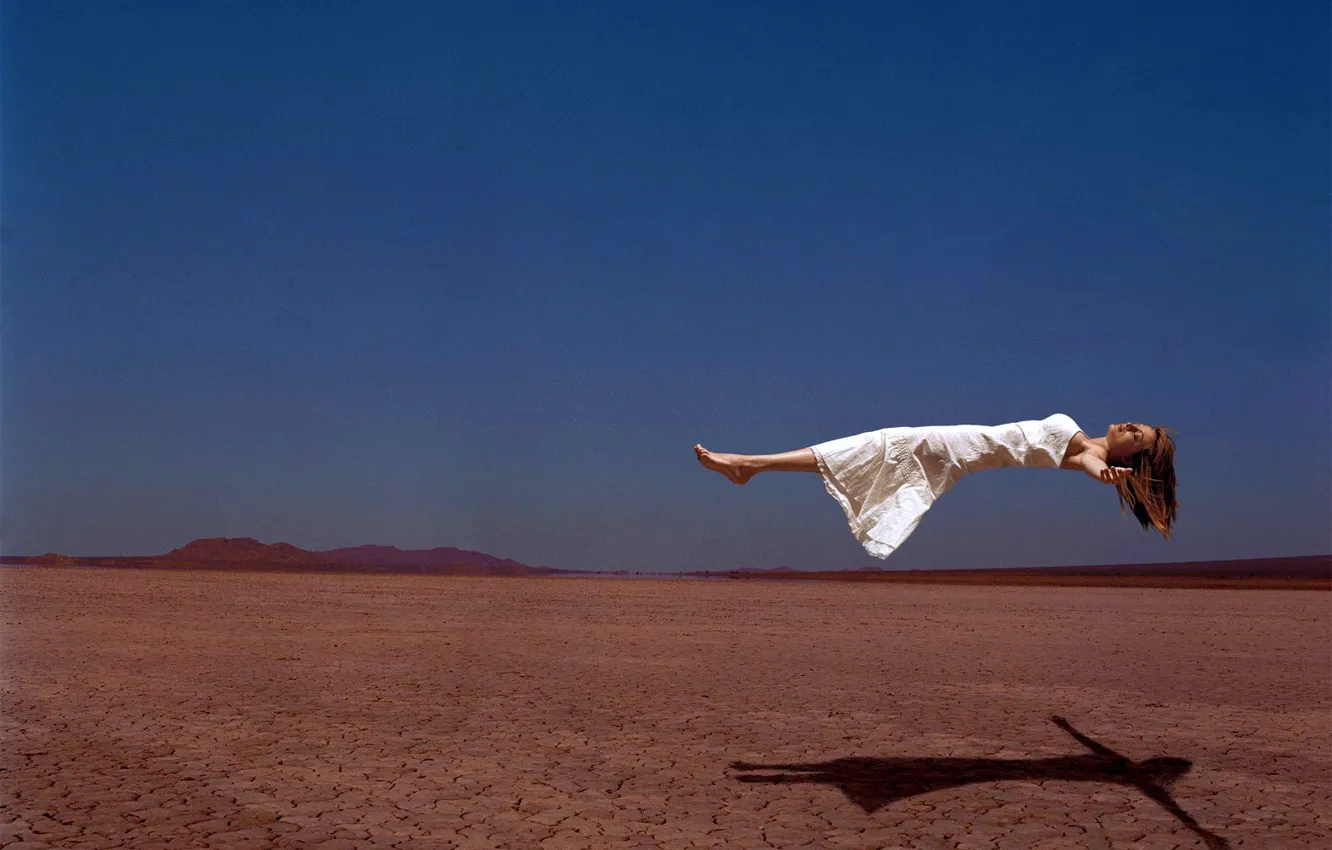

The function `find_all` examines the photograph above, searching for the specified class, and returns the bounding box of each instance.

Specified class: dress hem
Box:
[812,446,899,560]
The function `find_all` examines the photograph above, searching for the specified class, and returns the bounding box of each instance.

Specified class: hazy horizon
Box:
[3,2,1328,572]
[4,536,1330,574]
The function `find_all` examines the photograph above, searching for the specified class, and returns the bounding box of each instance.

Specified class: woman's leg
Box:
[693,444,819,485]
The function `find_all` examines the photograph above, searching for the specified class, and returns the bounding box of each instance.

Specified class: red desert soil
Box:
[2,569,1328,849]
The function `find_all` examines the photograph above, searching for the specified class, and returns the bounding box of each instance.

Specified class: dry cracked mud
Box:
[2,569,1328,849]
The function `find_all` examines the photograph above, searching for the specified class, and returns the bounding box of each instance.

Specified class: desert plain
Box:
[2,568,1328,850]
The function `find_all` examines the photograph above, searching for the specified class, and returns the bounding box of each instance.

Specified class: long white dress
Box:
[811,413,1083,559]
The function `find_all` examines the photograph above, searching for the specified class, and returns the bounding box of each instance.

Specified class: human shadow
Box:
[731,715,1228,850]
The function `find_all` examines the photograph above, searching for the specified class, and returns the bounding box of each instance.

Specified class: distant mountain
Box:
[700,555,1330,580]
[996,554,1331,579]
[162,537,324,564]
[680,554,1331,588]
[144,537,559,576]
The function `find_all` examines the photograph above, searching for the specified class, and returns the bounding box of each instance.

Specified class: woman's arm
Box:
[1077,452,1133,485]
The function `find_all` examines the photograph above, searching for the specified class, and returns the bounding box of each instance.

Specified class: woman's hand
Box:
[1077,453,1134,485]
[1098,466,1133,485]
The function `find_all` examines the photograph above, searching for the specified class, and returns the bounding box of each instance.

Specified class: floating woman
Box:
[694,414,1177,559]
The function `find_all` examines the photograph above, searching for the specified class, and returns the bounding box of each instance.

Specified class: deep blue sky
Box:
[3,2,1328,571]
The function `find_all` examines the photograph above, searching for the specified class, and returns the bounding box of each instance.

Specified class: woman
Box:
[694,414,1177,559]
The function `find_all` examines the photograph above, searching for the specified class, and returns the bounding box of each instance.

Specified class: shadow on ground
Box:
[730,715,1229,850]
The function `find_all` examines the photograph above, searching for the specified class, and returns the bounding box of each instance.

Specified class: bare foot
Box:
[694,444,755,485]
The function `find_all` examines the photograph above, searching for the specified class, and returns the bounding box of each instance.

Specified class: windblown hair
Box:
[1115,426,1177,539]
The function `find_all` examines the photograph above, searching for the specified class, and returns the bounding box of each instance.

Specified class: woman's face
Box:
[1106,422,1156,460]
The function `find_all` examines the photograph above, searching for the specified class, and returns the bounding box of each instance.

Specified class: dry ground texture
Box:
[2,569,1328,850]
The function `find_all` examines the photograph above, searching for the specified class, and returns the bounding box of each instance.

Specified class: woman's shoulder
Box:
[1045,414,1094,469]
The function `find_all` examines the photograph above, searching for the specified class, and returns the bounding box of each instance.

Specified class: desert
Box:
[9,3,1327,849]
[3,567,1328,849]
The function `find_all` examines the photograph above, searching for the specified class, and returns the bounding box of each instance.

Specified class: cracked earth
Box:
[2,569,1328,849]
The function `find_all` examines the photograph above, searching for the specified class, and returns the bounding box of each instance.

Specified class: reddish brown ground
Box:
[2,569,1328,849]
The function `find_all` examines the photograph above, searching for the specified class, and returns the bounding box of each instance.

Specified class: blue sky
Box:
[3,1,1327,571]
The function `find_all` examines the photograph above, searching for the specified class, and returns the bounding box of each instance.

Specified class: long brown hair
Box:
[1115,426,1177,539]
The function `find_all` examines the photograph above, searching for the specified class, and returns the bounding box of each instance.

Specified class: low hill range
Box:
[690,554,1330,590]
[163,537,539,571]
[710,555,1331,579]
[14,537,560,577]
[164,537,323,565]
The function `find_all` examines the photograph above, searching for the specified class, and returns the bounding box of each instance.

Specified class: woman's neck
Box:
[1087,436,1124,463]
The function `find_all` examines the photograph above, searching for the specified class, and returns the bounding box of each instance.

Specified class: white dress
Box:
[811,413,1083,559]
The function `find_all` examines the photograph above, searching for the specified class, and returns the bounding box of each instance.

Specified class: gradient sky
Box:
[3,1,1328,572]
